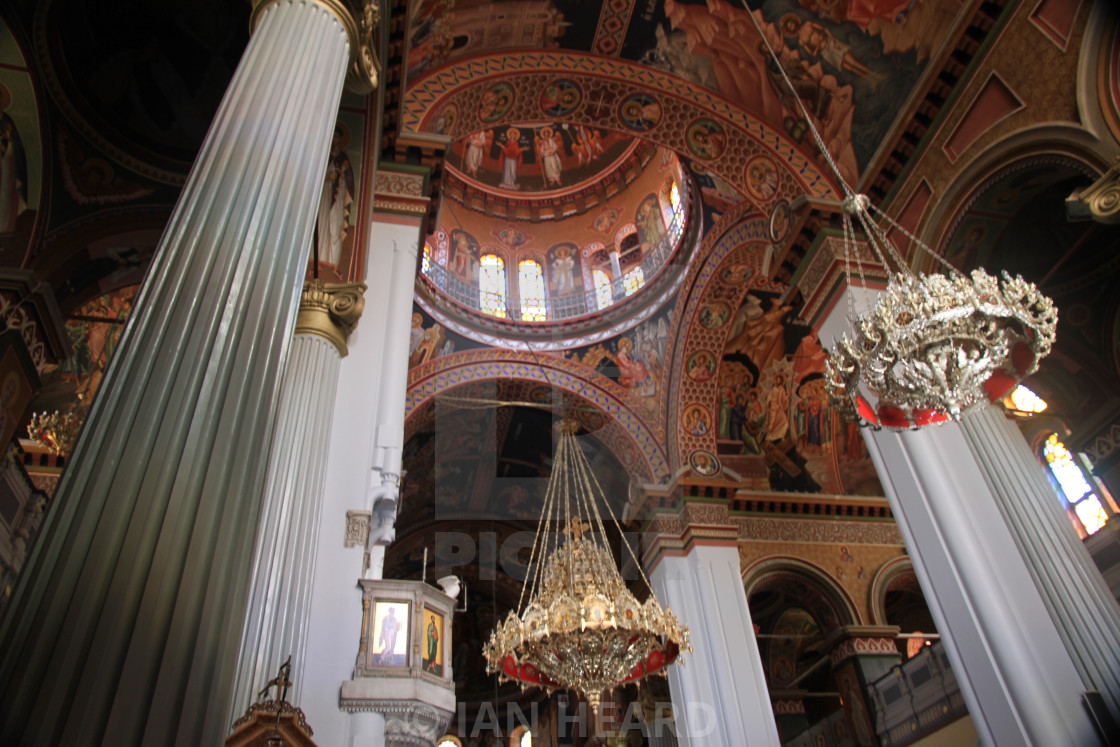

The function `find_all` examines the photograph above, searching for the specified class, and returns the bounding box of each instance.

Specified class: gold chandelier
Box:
[483,418,690,709]
[27,404,84,456]
[823,195,1058,429]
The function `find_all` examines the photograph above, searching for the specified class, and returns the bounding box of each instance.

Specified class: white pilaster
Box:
[649,545,780,747]
[0,1,351,743]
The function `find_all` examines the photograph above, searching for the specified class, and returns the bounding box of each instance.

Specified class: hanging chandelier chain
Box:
[742,1,853,198]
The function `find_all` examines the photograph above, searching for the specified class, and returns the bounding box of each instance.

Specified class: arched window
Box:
[436,737,462,747]
[593,269,613,310]
[1044,433,1109,536]
[434,230,450,265]
[479,254,507,318]
[623,266,645,296]
[659,177,676,229]
[518,259,546,321]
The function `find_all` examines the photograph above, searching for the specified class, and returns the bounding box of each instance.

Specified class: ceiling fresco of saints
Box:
[405,0,965,181]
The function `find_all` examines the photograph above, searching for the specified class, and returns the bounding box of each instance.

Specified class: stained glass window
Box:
[623,266,645,296]
[659,177,676,229]
[1044,433,1108,535]
[421,242,432,275]
[479,254,507,318]
[434,230,449,265]
[518,259,547,321]
[593,269,613,310]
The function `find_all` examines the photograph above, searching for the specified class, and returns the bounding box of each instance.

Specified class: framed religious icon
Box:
[370,600,410,667]
[422,606,445,676]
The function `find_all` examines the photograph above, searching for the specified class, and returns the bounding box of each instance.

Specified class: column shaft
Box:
[0,2,350,744]
[960,406,1120,724]
[230,334,342,720]
[649,545,780,747]
[864,423,1102,745]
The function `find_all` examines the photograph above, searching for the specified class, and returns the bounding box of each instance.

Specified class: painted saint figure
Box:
[426,617,440,672]
[378,607,402,664]
[499,128,524,189]
[550,246,576,293]
[317,122,355,266]
[537,127,562,186]
[464,130,488,177]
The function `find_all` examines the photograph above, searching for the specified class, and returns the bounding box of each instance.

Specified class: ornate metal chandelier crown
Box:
[823,196,1058,429]
[483,418,690,709]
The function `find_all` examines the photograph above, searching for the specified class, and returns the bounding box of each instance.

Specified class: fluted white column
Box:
[818,302,1106,746]
[960,406,1120,725]
[0,3,351,745]
[229,280,366,723]
[649,545,780,747]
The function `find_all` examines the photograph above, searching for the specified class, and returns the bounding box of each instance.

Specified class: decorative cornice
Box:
[338,699,453,747]
[295,279,366,357]
[250,0,380,93]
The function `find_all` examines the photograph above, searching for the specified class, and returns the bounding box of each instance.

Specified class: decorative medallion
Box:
[769,200,792,245]
[689,449,720,476]
[539,79,582,118]
[590,207,620,234]
[685,118,728,160]
[744,155,780,203]
[618,93,662,132]
[478,81,515,123]
[686,350,717,382]
[719,263,754,284]
[699,301,731,329]
[433,103,458,136]
[682,404,712,437]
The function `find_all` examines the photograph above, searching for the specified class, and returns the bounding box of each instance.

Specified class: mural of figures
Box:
[547,243,581,293]
[450,229,480,282]
[423,608,444,675]
[316,122,356,268]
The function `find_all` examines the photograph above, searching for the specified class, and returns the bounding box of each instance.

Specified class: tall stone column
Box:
[816,300,1110,746]
[0,1,374,744]
[230,280,366,722]
[645,502,780,747]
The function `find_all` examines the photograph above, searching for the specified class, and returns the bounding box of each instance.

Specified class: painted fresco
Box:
[409,304,484,369]
[447,123,635,192]
[563,305,673,414]
[33,285,138,414]
[405,0,600,86]
[622,0,963,179]
[677,242,881,495]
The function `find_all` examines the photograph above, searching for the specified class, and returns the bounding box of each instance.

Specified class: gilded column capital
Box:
[1068,157,1120,224]
[295,279,367,357]
[251,0,381,94]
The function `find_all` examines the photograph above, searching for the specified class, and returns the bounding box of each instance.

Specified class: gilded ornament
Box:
[295,279,367,357]
[482,419,690,710]
[250,0,380,93]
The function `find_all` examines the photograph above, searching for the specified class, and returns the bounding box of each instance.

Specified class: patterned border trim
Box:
[829,636,901,666]
[734,517,903,545]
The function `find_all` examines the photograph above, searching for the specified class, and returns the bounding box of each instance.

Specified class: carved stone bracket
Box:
[296,279,367,357]
[345,509,372,548]
[1067,158,1120,224]
[341,699,452,747]
[250,0,381,93]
